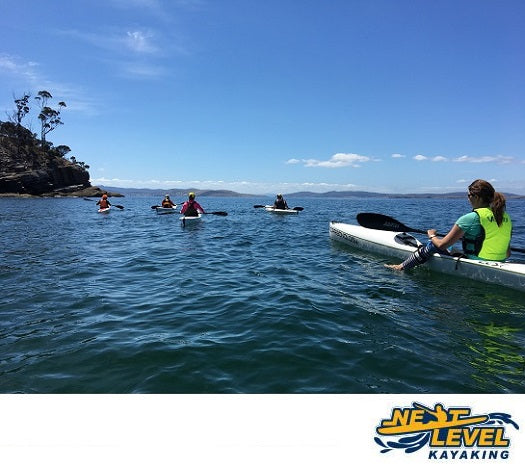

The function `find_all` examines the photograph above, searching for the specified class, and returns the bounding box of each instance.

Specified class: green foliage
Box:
[11,93,31,126]
[1,90,89,171]
[55,145,72,157]
[34,90,66,143]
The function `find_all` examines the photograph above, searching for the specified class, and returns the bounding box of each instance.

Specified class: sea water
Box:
[1,196,524,393]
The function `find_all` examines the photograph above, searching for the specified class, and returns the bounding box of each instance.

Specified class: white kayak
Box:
[98,207,110,214]
[155,206,177,215]
[180,213,202,226]
[329,221,525,293]
[264,206,299,215]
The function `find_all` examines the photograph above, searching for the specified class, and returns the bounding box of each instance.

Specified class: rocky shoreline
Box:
[1,120,122,198]
[0,186,123,198]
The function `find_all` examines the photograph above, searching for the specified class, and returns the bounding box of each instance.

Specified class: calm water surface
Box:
[1,196,524,393]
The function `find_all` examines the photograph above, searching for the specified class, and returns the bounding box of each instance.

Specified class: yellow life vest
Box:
[474,207,512,261]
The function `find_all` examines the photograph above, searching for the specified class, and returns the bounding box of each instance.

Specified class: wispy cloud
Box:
[453,155,514,164]
[57,26,188,78]
[108,0,169,20]
[287,153,372,168]
[391,153,405,159]
[119,61,167,79]
[0,54,40,83]
[125,30,159,54]
[0,54,101,115]
[413,154,513,164]
[59,28,162,56]
[108,0,207,23]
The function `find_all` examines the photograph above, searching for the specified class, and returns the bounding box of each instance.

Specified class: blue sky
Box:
[1,0,524,194]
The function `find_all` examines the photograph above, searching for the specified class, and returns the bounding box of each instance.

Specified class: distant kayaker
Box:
[386,179,512,271]
[96,193,111,209]
[161,194,176,208]
[180,192,205,216]
[273,194,289,210]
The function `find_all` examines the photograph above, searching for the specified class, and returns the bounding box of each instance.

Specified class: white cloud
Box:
[412,154,518,164]
[391,153,405,159]
[60,28,161,56]
[0,54,40,83]
[454,155,514,164]
[125,30,158,54]
[0,54,101,115]
[292,153,371,168]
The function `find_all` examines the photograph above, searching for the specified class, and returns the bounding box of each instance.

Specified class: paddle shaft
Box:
[357,212,525,254]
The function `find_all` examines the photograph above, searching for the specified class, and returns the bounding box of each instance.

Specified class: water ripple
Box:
[1,196,524,393]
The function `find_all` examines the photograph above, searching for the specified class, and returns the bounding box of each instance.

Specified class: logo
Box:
[375,402,519,460]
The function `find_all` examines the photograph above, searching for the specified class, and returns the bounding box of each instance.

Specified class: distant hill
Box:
[100,186,257,198]
[286,190,524,199]
[102,186,525,199]
[286,190,525,199]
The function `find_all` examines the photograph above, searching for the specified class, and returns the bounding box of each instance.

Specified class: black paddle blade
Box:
[210,211,228,216]
[253,205,265,208]
[113,204,125,210]
[151,205,159,209]
[356,212,423,234]
[292,206,304,211]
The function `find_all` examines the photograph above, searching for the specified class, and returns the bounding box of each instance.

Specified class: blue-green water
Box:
[1,196,524,393]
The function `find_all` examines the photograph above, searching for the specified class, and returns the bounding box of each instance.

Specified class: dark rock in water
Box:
[0,166,90,195]
[0,121,122,197]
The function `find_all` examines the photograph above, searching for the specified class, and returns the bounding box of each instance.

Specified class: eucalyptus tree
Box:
[34,90,66,145]
[10,92,31,127]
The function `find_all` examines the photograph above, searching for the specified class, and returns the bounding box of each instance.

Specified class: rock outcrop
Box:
[0,121,121,197]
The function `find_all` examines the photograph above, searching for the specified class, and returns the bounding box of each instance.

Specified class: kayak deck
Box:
[156,206,177,215]
[329,221,525,293]
[264,206,299,215]
[180,213,202,226]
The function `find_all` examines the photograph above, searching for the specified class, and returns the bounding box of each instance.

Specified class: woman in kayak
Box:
[161,194,176,208]
[386,179,512,270]
[273,194,289,210]
[180,192,205,216]
[96,193,111,209]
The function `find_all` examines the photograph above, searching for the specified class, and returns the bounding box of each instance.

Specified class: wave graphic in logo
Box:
[375,402,519,459]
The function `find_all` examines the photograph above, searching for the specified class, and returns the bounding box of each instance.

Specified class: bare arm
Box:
[428,224,464,250]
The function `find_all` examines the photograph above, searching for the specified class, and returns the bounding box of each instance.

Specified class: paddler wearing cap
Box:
[272,194,289,210]
[96,192,111,209]
[180,192,205,217]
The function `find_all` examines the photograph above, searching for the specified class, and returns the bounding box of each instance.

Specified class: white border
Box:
[1,394,524,467]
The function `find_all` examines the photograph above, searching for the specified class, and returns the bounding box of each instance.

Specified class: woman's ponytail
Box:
[491,192,506,226]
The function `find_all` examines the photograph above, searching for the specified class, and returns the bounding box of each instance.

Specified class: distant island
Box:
[101,186,525,200]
